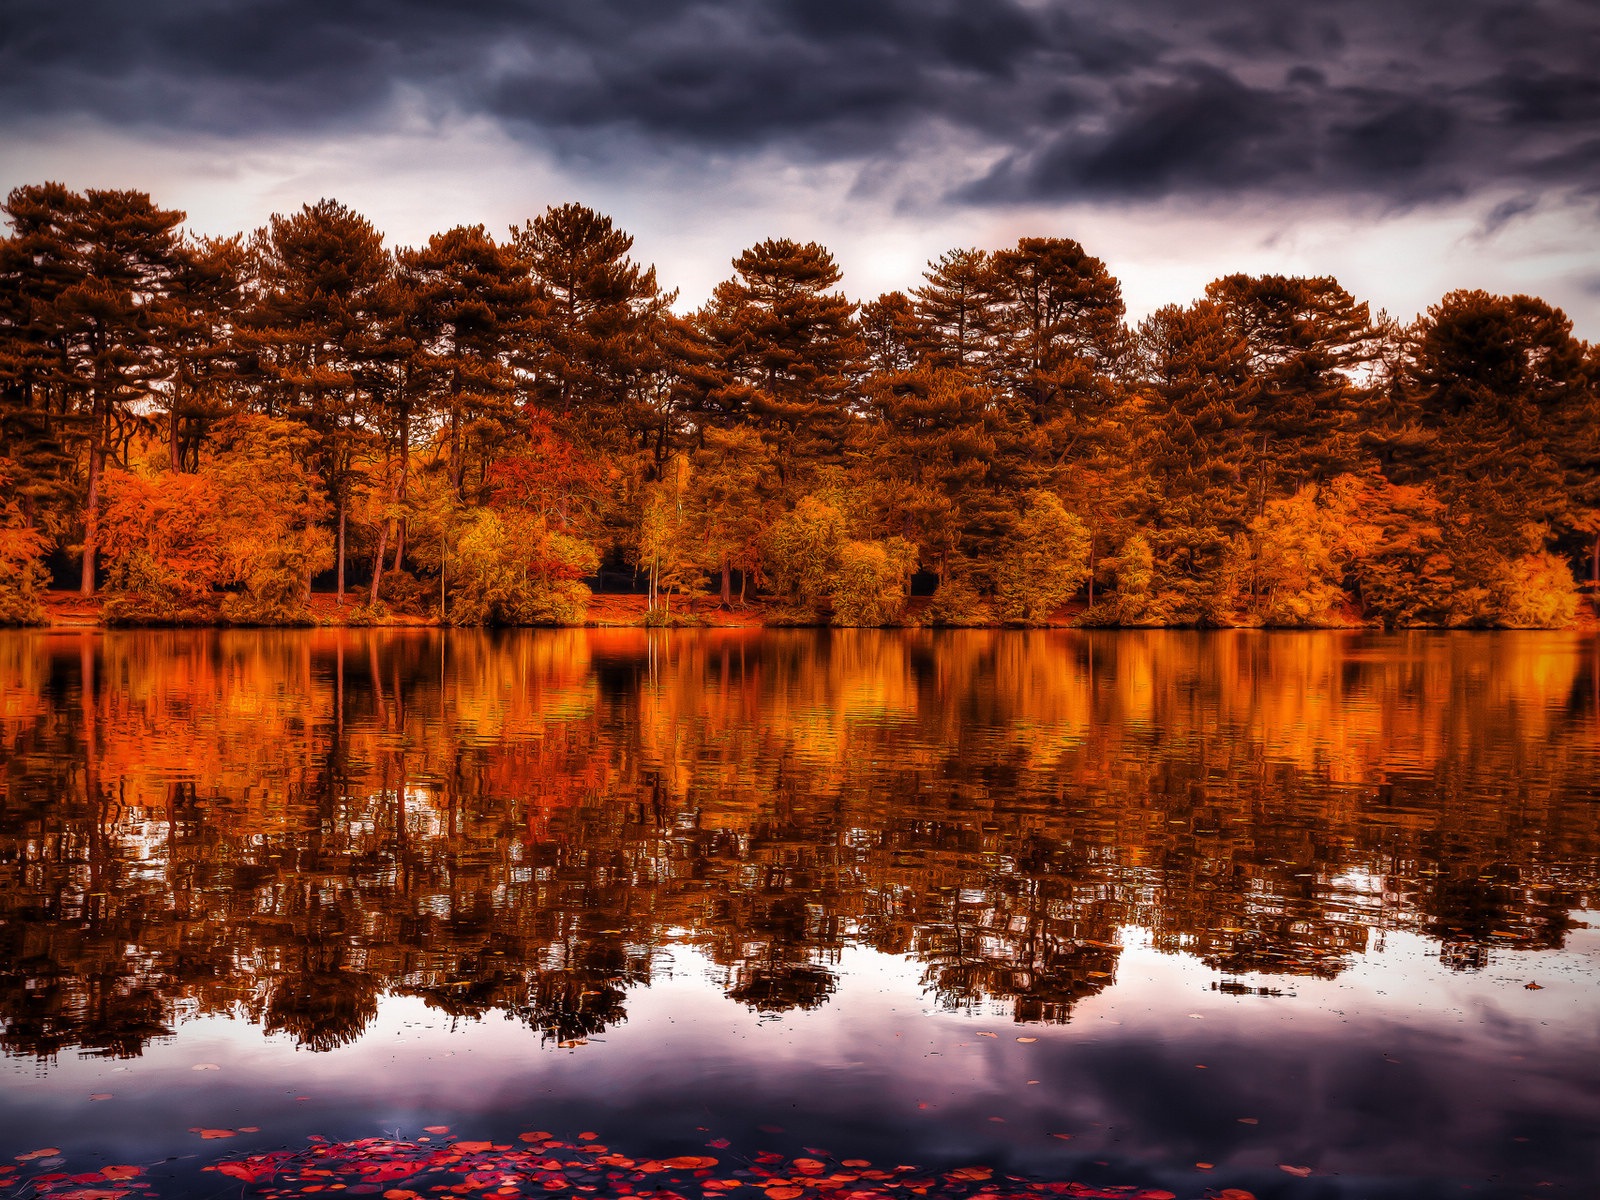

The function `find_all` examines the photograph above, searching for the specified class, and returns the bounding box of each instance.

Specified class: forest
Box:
[1,183,1598,628]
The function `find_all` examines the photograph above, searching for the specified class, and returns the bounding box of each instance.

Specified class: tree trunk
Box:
[80,433,103,597]
[393,409,410,573]
[369,520,389,606]
[721,560,732,607]
[337,493,346,604]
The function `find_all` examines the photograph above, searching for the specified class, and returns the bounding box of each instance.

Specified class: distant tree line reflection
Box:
[1,629,1596,1058]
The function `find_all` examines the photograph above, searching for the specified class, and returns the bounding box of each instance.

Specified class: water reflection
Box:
[1,628,1597,1059]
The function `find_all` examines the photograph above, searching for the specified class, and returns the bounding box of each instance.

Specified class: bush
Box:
[1494,551,1580,628]
[449,509,598,626]
[923,575,990,626]
[993,491,1091,624]
[832,537,916,626]
[763,495,845,616]
[0,461,48,625]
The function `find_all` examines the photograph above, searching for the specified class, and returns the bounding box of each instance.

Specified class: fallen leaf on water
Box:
[578,1132,599,1141]
[383,1191,420,1200]
[976,1032,997,1039]
[1016,1038,1037,1044]
[947,1167,992,1182]
[88,1094,113,1102]
[1524,982,1544,990]
[1278,1164,1313,1177]
[190,1063,220,1072]
[423,1127,450,1135]
[665,1156,719,1171]
[454,1142,493,1153]
[1195,1163,1213,1170]
[99,1167,141,1181]
[766,1189,803,1200]
[1236,1117,1259,1125]
[1214,1190,1257,1200]
[519,1132,553,1142]
[194,1129,236,1140]
[238,1127,260,1134]
[18,1149,62,1161]
[707,1139,731,1149]
[1050,1134,1073,1141]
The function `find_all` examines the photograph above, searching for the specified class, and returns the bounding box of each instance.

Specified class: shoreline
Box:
[14,590,1597,632]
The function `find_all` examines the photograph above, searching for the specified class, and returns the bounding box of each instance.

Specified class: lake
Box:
[1,629,1597,1200]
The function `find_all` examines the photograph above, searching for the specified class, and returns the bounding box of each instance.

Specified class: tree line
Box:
[2,182,1598,627]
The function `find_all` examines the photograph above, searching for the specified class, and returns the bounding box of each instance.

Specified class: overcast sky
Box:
[3,0,1598,334]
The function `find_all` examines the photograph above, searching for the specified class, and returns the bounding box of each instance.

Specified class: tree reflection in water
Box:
[1,628,1596,1058]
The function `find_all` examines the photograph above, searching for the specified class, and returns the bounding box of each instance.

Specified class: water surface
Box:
[2,629,1597,1199]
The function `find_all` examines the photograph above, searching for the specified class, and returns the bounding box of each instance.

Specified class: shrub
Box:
[832,537,916,626]
[449,509,598,625]
[992,491,1091,624]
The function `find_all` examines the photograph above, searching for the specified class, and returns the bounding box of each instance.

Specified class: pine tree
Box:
[513,203,667,457]
[700,238,861,488]
[55,189,185,595]
[158,234,247,471]
[1205,274,1375,506]
[242,198,391,602]
[1135,301,1257,622]
[913,248,1000,370]
[0,183,83,557]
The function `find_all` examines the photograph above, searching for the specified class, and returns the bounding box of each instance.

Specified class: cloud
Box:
[3,0,1597,212]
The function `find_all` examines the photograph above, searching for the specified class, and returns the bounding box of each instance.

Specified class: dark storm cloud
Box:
[3,0,1598,208]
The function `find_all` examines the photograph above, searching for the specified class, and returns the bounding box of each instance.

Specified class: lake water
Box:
[2,629,1598,1200]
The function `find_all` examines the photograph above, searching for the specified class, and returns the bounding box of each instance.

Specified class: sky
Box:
[3,0,1598,335]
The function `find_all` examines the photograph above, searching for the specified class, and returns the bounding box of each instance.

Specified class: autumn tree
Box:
[913,248,1000,370]
[514,203,669,460]
[1206,274,1375,507]
[1395,291,1596,613]
[53,189,185,595]
[159,234,247,471]
[701,239,861,485]
[1135,301,1257,623]
[0,184,85,564]
[402,224,534,499]
[244,198,391,601]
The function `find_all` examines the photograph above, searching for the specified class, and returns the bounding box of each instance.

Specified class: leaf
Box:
[194,1129,236,1140]
[384,1192,421,1200]
[88,1094,114,1102]
[664,1157,719,1170]
[1015,1038,1037,1044]
[1277,1165,1313,1178]
[99,1167,143,1181]
[947,1168,992,1182]
[454,1142,493,1153]
[1236,1117,1258,1125]
[424,1127,451,1135]
[191,1063,220,1071]
[18,1149,62,1161]
[707,1140,731,1150]
[765,1189,804,1200]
